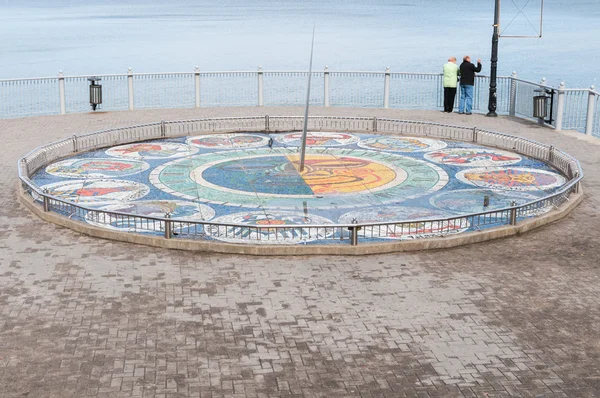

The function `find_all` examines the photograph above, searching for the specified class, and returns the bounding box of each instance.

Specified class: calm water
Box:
[0,0,598,88]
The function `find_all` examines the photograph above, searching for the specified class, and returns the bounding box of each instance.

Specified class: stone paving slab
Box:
[1,107,600,397]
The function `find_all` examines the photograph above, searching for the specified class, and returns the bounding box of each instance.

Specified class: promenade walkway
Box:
[1,107,600,397]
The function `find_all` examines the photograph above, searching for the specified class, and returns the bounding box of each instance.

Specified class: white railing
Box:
[1,67,598,137]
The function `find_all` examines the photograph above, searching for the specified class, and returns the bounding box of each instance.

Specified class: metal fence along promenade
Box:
[18,116,583,247]
[1,68,599,138]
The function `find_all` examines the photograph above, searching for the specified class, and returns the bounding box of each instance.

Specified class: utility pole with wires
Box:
[486,0,544,118]
[487,0,501,117]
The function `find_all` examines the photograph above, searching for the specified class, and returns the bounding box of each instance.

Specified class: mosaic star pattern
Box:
[31,132,568,244]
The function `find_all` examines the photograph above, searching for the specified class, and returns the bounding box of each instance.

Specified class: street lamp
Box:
[487,0,500,117]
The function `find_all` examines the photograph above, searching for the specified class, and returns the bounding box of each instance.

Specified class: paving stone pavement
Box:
[1,107,600,398]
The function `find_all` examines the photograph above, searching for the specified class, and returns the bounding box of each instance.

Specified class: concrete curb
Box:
[18,185,584,256]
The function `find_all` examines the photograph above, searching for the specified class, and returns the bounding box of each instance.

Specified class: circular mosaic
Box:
[85,200,215,232]
[339,206,469,239]
[150,148,448,208]
[424,148,521,167]
[187,134,269,149]
[40,179,149,205]
[28,130,574,246]
[357,136,447,153]
[106,142,198,159]
[274,132,360,147]
[205,211,335,244]
[46,158,149,179]
[430,189,542,213]
[456,167,567,191]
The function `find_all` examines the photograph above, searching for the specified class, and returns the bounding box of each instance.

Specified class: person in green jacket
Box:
[443,57,460,113]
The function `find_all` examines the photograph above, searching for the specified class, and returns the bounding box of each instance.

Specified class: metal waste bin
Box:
[533,95,548,119]
[88,77,102,111]
[533,88,548,119]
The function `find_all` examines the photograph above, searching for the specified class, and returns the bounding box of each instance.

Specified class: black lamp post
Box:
[487,0,501,117]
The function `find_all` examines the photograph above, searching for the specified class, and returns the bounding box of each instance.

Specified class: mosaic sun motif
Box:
[85,200,215,233]
[40,179,150,205]
[106,142,198,159]
[357,136,447,153]
[204,211,335,244]
[150,147,447,209]
[45,158,149,179]
[187,134,269,149]
[274,132,360,147]
[339,206,469,239]
[194,153,403,196]
[430,189,543,213]
[424,148,522,167]
[456,167,567,191]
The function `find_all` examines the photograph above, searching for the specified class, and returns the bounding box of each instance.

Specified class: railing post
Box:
[160,120,166,137]
[373,116,378,132]
[127,67,135,111]
[72,134,78,153]
[58,71,66,115]
[42,189,50,212]
[548,145,554,164]
[509,201,518,226]
[265,115,270,131]
[509,71,517,116]
[585,85,596,136]
[383,67,391,109]
[257,66,264,106]
[164,212,172,239]
[472,126,478,143]
[324,66,330,107]
[350,218,359,246]
[194,66,201,108]
[555,82,565,131]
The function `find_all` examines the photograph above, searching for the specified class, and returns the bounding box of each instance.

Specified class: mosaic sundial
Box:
[31,132,568,244]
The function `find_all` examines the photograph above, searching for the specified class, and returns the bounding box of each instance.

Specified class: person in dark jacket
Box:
[458,55,482,115]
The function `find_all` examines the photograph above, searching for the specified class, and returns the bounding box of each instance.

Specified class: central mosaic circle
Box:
[150,148,446,208]
[192,154,403,195]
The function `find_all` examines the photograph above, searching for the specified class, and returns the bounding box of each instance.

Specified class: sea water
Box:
[0,0,598,88]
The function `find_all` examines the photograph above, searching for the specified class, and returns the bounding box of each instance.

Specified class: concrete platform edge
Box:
[18,184,584,256]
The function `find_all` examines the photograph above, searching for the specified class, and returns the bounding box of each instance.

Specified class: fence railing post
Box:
[555,82,565,131]
[194,66,201,108]
[509,201,518,225]
[509,71,517,116]
[257,66,264,106]
[585,85,596,136]
[383,67,391,109]
[42,189,50,212]
[324,66,330,107]
[164,212,172,239]
[127,67,135,111]
[58,71,66,115]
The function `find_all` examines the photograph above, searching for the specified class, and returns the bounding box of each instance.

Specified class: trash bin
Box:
[533,95,548,118]
[88,77,102,111]
[533,88,548,119]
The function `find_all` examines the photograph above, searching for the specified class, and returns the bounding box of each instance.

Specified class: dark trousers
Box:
[443,87,457,112]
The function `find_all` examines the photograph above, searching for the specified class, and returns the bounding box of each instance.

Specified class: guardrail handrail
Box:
[2,68,598,138]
